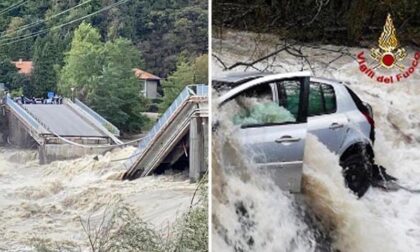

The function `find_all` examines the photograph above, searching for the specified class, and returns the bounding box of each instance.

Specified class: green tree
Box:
[89,38,151,133]
[0,0,208,79]
[0,57,17,87]
[160,54,208,112]
[0,16,34,60]
[32,32,67,97]
[193,54,209,84]
[0,57,33,96]
[59,23,150,133]
[58,22,103,99]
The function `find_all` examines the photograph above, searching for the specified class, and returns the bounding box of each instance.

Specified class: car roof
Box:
[212,71,274,83]
[214,71,345,84]
[213,71,347,91]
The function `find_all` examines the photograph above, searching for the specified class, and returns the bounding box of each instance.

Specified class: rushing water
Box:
[212,30,420,251]
[0,147,195,251]
[212,121,316,252]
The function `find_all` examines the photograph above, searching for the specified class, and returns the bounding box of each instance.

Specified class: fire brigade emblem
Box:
[370,14,407,70]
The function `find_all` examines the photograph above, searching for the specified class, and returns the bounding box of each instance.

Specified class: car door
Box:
[307,81,347,153]
[218,72,310,193]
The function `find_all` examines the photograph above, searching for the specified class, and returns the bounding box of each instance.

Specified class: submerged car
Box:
[214,71,375,197]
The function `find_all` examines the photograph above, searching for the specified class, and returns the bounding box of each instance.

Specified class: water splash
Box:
[212,92,316,251]
[303,134,398,252]
[212,132,316,251]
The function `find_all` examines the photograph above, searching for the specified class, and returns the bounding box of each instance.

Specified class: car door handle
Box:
[275,135,301,143]
[329,122,344,129]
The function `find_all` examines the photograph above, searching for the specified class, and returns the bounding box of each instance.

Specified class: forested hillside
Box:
[0,0,208,134]
[213,0,420,47]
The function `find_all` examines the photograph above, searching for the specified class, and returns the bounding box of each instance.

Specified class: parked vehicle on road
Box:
[213,71,376,197]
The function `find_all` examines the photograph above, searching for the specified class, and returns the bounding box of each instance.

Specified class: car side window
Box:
[277,80,301,119]
[308,82,337,116]
[229,82,297,127]
[323,84,336,113]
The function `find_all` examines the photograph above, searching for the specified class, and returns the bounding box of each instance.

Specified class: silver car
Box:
[214,71,376,197]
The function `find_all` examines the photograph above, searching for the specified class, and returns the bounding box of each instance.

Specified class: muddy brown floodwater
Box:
[0,147,195,251]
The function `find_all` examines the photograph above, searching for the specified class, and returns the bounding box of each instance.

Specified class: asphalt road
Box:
[23,104,106,137]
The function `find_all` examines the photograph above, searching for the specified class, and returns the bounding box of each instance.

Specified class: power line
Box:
[0,1,27,16]
[0,0,93,39]
[0,0,127,45]
[0,0,131,47]
[0,29,45,46]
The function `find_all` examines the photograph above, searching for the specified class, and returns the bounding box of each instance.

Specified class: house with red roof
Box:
[133,68,161,99]
[11,59,33,75]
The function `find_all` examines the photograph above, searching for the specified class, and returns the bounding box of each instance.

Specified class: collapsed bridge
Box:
[123,84,208,182]
[1,84,208,182]
[2,97,121,163]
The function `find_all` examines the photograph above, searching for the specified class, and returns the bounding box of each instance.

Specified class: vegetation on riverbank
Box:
[32,175,208,252]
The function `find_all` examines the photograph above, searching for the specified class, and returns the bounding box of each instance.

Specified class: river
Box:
[0,146,195,251]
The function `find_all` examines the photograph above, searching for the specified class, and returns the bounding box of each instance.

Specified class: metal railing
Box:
[125,84,208,166]
[74,98,120,136]
[196,84,209,96]
[4,96,43,132]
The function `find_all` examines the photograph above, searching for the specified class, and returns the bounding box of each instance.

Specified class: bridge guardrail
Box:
[5,96,43,132]
[74,98,120,136]
[125,84,208,167]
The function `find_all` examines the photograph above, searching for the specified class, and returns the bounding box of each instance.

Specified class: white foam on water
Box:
[0,147,195,251]
[212,93,316,252]
[303,134,398,252]
[213,30,420,251]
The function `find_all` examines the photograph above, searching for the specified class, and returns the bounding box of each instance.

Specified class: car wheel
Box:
[340,153,372,197]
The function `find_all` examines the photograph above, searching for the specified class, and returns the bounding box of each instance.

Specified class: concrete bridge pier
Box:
[189,116,208,182]
[0,108,8,145]
[6,111,37,148]
[38,144,112,165]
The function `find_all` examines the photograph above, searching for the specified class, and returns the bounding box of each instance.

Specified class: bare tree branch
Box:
[212,53,228,70]
[214,43,297,71]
